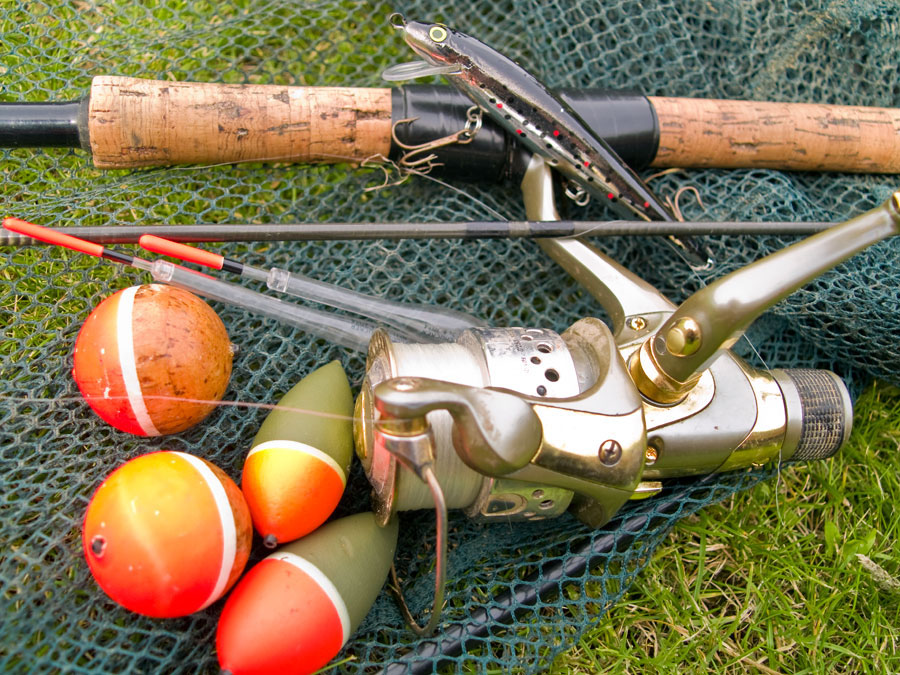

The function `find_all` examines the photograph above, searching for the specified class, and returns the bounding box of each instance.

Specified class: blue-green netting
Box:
[1,0,898,672]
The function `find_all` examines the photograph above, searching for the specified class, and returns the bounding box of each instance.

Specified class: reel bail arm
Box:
[372,396,447,637]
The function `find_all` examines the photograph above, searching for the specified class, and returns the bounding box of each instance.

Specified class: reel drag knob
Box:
[216,512,399,675]
[775,369,853,462]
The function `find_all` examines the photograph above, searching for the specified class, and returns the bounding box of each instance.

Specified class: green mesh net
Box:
[2,0,899,672]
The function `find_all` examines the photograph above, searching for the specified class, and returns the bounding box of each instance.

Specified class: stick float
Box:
[1,217,387,352]
[139,235,483,342]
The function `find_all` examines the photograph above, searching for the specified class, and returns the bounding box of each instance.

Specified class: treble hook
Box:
[391,107,483,173]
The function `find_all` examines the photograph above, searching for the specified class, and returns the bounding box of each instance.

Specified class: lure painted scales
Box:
[385,16,679,227]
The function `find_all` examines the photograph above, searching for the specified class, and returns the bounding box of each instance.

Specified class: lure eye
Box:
[429,25,448,42]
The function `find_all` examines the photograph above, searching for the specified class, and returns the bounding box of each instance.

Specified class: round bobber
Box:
[72,283,233,436]
[82,451,253,618]
[241,360,354,547]
[217,512,399,675]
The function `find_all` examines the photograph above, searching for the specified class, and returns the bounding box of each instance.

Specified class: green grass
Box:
[550,382,900,674]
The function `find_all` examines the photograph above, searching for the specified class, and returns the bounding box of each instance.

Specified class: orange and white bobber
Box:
[217,512,399,675]
[241,360,354,547]
[82,451,253,618]
[72,283,233,436]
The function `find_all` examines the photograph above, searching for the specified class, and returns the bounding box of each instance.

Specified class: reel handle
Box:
[634,191,900,403]
[86,76,392,168]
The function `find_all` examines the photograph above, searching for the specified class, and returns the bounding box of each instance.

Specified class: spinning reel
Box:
[354,157,899,633]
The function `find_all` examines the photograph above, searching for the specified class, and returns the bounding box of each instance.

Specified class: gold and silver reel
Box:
[355,321,852,531]
[353,157,898,635]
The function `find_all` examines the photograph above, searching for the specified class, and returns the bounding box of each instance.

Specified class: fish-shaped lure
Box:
[385,16,712,267]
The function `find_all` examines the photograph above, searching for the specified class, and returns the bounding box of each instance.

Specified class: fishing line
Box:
[0,393,369,425]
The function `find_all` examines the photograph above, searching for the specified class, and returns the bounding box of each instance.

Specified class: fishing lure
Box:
[385,16,679,226]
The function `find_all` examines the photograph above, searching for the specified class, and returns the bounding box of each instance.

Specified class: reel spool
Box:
[355,326,585,525]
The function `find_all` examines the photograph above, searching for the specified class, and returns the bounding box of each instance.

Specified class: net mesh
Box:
[1,0,898,672]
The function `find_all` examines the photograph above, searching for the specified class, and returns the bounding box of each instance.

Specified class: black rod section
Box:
[0,221,832,246]
[0,101,84,148]
[391,86,658,183]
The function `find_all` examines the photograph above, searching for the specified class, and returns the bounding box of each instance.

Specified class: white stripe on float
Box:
[269,551,351,645]
[247,439,347,486]
[175,452,238,611]
[116,286,160,436]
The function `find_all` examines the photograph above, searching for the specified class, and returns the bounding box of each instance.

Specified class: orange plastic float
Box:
[82,451,252,617]
[217,512,398,675]
[241,361,354,547]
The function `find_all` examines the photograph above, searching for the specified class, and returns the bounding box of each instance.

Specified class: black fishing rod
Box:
[0,219,833,247]
[377,474,726,674]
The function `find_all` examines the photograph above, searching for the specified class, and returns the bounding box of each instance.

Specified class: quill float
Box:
[2,218,391,352]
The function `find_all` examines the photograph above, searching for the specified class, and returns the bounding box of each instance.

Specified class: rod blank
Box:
[0,220,833,246]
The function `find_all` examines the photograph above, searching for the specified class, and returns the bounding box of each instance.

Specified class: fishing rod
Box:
[3,79,899,176]
[0,219,835,246]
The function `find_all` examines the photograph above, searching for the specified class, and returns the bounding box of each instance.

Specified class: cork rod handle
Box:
[649,96,900,173]
[87,76,393,169]
[86,77,900,173]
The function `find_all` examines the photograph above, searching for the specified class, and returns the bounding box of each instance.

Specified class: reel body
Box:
[354,157,883,532]
[355,317,851,529]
